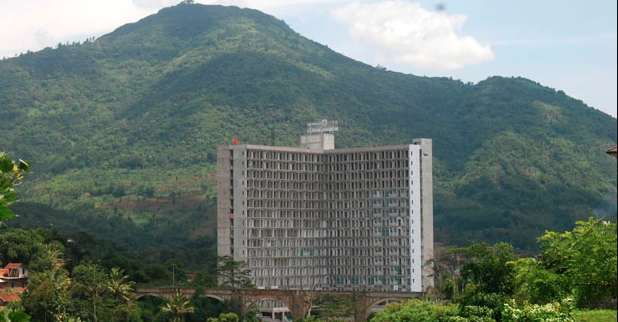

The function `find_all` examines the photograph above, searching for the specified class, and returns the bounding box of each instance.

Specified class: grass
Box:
[573,309,617,322]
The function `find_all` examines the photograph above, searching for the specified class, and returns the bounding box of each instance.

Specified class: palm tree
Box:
[108,267,140,322]
[160,292,195,322]
[107,267,135,304]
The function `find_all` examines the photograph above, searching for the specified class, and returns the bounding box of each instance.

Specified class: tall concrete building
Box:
[217,120,434,292]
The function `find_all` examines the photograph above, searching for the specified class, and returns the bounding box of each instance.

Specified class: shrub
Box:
[502,298,575,322]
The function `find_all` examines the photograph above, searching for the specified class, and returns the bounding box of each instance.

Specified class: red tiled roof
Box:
[4,263,21,269]
[0,292,21,303]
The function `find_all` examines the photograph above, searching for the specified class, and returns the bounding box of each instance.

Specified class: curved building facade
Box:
[217,128,433,292]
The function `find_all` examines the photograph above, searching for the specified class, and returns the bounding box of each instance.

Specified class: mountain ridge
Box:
[1,2,615,255]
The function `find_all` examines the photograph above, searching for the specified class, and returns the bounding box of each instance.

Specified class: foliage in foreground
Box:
[370,299,460,322]
[0,152,29,221]
[422,217,616,321]
[368,298,583,322]
[538,217,617,308]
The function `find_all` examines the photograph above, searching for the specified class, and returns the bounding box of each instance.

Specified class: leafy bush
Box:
[458,292,506,322]
[370,299,460,322]
[502,298,575,322]
[538,217,617,308]
[441,305,495,322]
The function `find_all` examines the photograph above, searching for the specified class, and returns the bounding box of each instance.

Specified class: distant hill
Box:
[1,3,616,256]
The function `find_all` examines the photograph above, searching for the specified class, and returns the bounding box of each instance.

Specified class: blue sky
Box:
[1,0,616,118]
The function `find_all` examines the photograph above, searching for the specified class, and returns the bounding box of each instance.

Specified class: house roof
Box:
[607,146,617,157]
[0,292,21,303]
[4,263,21,269]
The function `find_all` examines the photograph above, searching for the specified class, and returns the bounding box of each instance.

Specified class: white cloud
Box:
[331,1,494,70]
[0,0,169,57]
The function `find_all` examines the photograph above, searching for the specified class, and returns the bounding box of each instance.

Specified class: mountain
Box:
[0,3,616,256]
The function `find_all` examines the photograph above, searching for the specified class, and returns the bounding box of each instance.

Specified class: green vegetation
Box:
[572,309,617,322]
[0,152,29,221]
[207,312,241,322]
[0,227,228,321]
[217,255,254,288]
[0,214,614,321]
[538,217,617,308]
[161,292,195,322]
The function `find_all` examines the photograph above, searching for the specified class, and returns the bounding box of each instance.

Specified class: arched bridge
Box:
[136,287,422,322]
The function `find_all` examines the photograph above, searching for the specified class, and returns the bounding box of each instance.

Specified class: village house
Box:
[0,263,28,306]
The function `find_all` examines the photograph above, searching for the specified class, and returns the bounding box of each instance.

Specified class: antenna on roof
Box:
[307,119,338,134]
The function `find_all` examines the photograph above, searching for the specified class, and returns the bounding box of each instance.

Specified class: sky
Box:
[1,0,616,118]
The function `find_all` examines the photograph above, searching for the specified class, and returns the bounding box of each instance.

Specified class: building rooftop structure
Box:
[217,121,434,292]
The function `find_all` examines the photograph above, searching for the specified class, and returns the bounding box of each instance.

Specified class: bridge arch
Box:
[202,294,227,302]
[135,293,166,301]
[367,297,406,309]
[359,297,406,320]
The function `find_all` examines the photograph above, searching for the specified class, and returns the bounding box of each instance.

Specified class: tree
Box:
[457,242,517,321]
[459,242,517,295]
[71,262,112,322]
[110,301,142,322]
[0,229,45,264]
[312,293,355,320]
[426,245,467,300]
[538,217,617,308]
[28,243,66,273]
[0,152,29,220]
[295,283,319,318]
[107,267,141,322]
[21,266,72,322]
[510,257,566,305]
[20,241,70,321]
[160,292,195,322]
[216,256,253,288]
[107,267,136,304]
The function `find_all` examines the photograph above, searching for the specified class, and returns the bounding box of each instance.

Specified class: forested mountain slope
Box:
[1,2,615,255]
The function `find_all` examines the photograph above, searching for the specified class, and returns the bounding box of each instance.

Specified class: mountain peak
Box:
[101,3,291,44]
